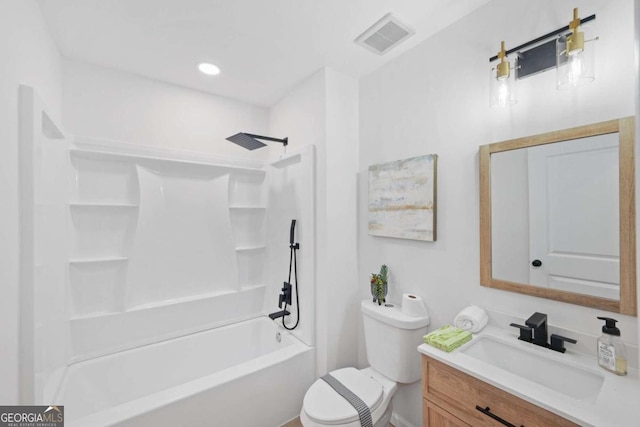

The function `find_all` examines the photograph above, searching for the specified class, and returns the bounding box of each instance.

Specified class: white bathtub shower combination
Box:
[62,318,313,426]
[19,87,316,426]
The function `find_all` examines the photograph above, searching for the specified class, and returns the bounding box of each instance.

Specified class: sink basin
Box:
[461,336,604,401]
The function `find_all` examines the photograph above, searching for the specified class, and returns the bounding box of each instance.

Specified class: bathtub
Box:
[58,316,315,427]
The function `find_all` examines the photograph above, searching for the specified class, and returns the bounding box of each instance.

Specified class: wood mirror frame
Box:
[479,117,637,316]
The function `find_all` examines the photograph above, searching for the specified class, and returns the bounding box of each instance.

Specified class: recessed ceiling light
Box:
[197,62,220,76]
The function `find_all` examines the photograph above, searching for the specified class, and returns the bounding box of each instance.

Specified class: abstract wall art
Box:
[368,154,438,241]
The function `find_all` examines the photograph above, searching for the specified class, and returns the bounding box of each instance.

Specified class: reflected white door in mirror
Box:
[479,117,636,315]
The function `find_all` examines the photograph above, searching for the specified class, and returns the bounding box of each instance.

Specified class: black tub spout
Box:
[269,310,290,320]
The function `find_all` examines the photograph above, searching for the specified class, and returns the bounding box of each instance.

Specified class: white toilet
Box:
[300,299,430,427]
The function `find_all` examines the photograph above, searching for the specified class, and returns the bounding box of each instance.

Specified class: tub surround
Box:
[418,325,640,426]
[67,136,270,361]
[19,87,317,424]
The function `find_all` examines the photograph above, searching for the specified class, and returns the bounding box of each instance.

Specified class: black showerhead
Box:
[226,132,288,150]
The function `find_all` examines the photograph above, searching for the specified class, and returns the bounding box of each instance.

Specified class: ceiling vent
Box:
[355,13,415,55]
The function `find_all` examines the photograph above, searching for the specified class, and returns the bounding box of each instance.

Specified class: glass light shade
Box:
[556,24,596,89]
[490,65,517,108]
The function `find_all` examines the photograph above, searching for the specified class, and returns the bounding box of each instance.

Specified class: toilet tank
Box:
[361,299,429,383]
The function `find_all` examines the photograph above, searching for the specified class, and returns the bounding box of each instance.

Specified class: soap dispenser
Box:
[596,316,627,376]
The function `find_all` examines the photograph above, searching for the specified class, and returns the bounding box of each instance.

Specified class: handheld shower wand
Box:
[290,219,296,246]
[268,219,301,330]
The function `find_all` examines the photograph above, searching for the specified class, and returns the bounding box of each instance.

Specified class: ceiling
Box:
[38,0,490,107]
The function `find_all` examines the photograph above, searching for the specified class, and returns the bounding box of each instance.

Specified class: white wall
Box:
[324,68,360,371]
[269,67,359,376]
[0,0,62,404]
[358,1,636,426]
[269,71,326,365]
[62,60,269,159]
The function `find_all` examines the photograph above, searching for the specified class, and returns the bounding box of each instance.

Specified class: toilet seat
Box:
[302,367,383,425]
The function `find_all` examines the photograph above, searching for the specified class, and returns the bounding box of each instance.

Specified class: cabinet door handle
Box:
[475,406,523,427]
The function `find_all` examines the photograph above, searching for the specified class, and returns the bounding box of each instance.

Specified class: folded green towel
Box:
[424,325,472,352]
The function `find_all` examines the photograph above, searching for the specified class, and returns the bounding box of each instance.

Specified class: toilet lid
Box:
[303,367,383,425]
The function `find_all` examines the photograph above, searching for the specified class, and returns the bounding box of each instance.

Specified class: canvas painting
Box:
[368,154,437,241]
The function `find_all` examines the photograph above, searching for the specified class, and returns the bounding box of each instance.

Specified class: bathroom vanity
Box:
[421,355,576,426]
[419,326,640,427]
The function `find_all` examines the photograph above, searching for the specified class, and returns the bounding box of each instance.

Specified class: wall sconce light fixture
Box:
[556,8,597,89]
[489,7,597,107]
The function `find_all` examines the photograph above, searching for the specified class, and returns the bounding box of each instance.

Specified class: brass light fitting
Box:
[566,7,585,56]
[496,41,510,81]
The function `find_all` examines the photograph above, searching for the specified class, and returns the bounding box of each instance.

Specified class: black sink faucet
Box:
[510,312,577,353]
[526,312,548,347]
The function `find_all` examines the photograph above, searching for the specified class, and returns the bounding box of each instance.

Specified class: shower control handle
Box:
[279,282,292,308]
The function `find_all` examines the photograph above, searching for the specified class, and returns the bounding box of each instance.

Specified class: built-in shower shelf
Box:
[240,284,266,292]
[271,153,302,168]
[235,245,266,252]
[71,310,119,321]
[69,256,129,265]
[70,202,139,208]
[127,289,239,312]
[228,205,267,210]
[71,146,266,173]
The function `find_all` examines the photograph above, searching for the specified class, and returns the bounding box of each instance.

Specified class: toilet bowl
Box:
[300,367,396,427]
[300,300,429,426]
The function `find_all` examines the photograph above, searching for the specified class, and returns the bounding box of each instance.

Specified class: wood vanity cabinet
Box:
[422,355,579,427]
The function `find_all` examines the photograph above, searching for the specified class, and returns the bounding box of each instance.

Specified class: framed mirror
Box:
[479,117,636,315]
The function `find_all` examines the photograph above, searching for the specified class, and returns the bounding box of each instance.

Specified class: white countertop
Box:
[418,326,640,427]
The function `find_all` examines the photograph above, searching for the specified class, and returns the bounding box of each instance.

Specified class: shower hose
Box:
[282,220,300,330]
